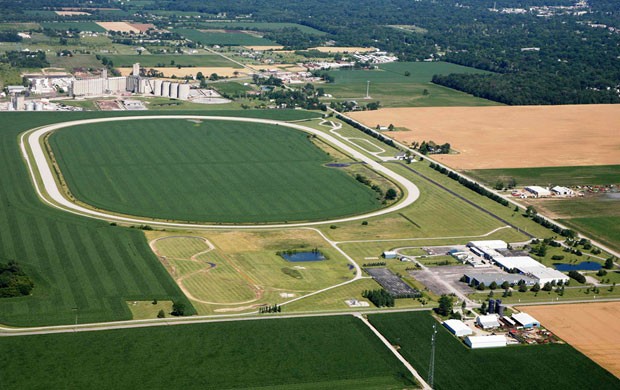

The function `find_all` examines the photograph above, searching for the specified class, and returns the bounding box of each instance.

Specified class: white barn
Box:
[476,314,501,329]
[551,186,574,196]
[465,335,507,349]
[443,320,473,337]
[525,186,552,198]
[512,312,540,328]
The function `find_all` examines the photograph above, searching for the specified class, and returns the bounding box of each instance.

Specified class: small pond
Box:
[280,251,325,262]
[554,262,602,271]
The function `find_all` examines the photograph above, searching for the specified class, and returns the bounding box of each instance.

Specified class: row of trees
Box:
[336,114,397,149]
[259,304,281,313]
[362,289,395,307]
[429,162,510,207]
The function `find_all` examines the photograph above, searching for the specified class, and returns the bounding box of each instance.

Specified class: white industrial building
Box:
[525,186,552,198]
[382,251,398,259]
[443,319,473,337]
[71,63,191,100]
[512,312,540,328]
[476,314,501,329]
[467,240,509,250]
[465,335,507,349]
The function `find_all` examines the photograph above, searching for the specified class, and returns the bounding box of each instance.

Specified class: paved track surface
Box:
[21,115,420,229]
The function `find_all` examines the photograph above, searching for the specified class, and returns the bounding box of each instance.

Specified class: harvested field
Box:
[309,46,376,53]
[349,105,620,169]
[243,45,285,51]
[116,66,245,78]
[129,23,156,33]
[55,11,91,16]
[96,22,140,33]
[519,302,620,378]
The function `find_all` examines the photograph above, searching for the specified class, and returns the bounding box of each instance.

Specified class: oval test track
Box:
[21,115,420,229]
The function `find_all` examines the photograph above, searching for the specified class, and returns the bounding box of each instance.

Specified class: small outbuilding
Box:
[465,335,507,349]
[443,319,473,337]
[382,251,398,259]
[512,312,540,328]
[467,240,508,250]
[476,314,501,330]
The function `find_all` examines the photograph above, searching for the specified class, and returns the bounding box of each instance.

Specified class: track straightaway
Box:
[21,115,420,229]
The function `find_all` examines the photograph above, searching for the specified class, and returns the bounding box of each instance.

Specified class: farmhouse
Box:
[512,312,540,328]
[465,335,507,349]
[525,186,552,198]
[551,186,575,196]
[443,319,473,337]
[476,314,501,330]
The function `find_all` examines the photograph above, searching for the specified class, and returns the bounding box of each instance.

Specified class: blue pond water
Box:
[554,262,602,271]
[281,251,325,262]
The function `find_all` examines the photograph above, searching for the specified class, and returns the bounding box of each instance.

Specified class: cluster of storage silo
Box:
[154,81,188,99]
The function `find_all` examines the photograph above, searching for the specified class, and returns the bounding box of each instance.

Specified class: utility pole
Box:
[366,80,370,98]
[428,323,437,388]
[72,307,78,327]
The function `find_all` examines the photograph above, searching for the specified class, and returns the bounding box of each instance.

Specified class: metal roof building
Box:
[493,256,544,271]
[476,314,501,329]
[443,320,473,337]
[467,240,508,250]
[512,312,541,328]
[465,335,507,349]
[520,267,570,285]
[464,272,535,287]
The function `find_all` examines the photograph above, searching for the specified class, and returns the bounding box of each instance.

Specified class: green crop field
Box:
[0,113,195,326]
[0,316,416,389]
[369,311,619,389]
[464,165,620,187]
[49,118,383,223]
[106,54,241,68]
[48,54,104,70]
[197,21,326,35]
[175,28,276,46]
[321,62,500,107]
[40,21,107,33]
[0,110,319,326]
[559,216,620,253]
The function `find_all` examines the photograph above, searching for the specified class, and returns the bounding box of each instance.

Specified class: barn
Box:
[465,335,507,349]
[476,314,501,330]
[443,319,473,337]
[512,312,540,328]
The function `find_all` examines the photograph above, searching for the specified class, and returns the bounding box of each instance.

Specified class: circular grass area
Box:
[48,118,384,223]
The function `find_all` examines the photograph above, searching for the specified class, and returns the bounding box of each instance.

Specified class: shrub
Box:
[568,270,586,284]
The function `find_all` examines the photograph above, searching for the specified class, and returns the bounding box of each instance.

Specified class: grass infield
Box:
[48,118,384,223]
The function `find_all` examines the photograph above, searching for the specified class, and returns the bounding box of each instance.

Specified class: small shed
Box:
[443,319,473,337]
[476,314,501,329]
[382,251,398,259]
[512,312,540,328]
[551,186,574,196]
[465,335,507,349]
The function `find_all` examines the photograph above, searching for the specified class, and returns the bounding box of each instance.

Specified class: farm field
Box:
[116,66,243,78]
[369,311,619,389]
[107,54,241,68]
[175,28,276,46]
[48,118,383,223]
[322,62,499,107]
[464,165,620,187]
[560,216,620,253]
[48,54,104,70]
[147,229,356,314]
[350,104,620,169]
[0,113,194,327]
[519,302,620,378]
[0,316,417,389]
[40,21,106,32]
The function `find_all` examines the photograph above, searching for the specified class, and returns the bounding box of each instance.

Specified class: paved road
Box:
[21,115,421,229]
